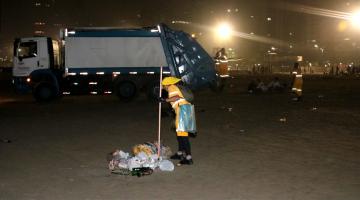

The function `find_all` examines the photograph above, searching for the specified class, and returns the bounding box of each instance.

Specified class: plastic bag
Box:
[128,157,143,171]
[177,104,197,133]
[159,160,175,171]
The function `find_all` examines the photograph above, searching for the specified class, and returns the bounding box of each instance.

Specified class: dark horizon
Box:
[1,0,360,64]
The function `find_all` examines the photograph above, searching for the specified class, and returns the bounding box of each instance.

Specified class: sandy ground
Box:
[0,76,360,200]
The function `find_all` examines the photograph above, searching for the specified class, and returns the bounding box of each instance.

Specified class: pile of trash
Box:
[107,142,174,177]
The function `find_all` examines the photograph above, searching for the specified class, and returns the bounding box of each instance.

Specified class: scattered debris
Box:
[239,129,245,133]
[1,139,12,143]
[220,106,234,112]
[130,167,153,177]
[107,142,174,177]
[279,118,287,122]
[311,107,318,111]
[318,95,324,98]
[159,160,175,171]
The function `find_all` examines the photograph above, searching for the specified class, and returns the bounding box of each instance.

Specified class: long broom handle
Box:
[157,66,163,157]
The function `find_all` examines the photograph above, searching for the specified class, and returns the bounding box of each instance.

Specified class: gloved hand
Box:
[157,97,167,103]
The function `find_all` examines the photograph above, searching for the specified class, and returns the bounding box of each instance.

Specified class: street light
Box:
[351,10,360,29]
[216,22,233,40]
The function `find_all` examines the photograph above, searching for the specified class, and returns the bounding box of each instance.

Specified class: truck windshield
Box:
[18,42,37,59]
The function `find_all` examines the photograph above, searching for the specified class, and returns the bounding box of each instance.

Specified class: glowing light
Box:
[216,23,233,40]
[113,72,120,77]
[280,2,360,31]
[26,78,31,83]
[186,22,287,45]
[351,10,360,29]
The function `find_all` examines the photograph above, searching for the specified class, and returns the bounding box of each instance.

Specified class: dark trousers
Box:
[177,136,191,155]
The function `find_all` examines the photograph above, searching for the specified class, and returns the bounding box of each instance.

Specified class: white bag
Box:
[159,160,174,171]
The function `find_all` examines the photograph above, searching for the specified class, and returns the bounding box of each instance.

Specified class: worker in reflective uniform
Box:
[161,77,193,165]
[291,62,303,101]
[215,48,229,77]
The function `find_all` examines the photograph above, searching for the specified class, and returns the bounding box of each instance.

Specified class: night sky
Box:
[0,0,359,62]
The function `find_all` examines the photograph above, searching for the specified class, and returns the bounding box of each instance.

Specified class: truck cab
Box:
[13,37,61,94]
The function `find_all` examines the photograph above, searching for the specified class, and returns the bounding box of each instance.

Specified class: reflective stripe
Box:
[176,131,189,137]
[169,91,180,97]
[172,99,186,109]
[292,72,297,74]
[297,89,302,92]
[296,75,303,77]
[292,88,297,91]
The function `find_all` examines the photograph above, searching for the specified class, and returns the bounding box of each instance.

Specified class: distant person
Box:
[214,48,229,76]
[215,48,227,60]
[291,62,303,101]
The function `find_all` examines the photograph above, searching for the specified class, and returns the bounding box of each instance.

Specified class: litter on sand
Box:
[107,142,174,177]
[1,139,12,143]
[279,117,287,122]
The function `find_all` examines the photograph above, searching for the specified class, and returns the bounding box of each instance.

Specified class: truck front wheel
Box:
[33,82,57,102]
[115,81,137,101]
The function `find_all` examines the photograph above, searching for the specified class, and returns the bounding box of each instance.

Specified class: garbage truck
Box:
[12,24,217,102]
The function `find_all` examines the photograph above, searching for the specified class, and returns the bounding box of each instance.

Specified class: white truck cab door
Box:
[13,38,49,77]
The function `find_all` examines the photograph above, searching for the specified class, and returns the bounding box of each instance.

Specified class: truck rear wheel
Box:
[115,81,137,101]
[33,82,57,102]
